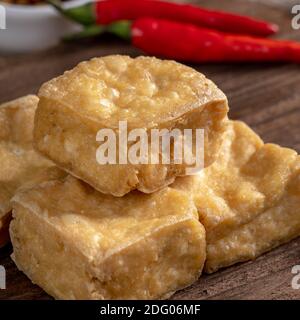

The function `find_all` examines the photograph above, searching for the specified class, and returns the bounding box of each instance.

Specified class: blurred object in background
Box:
[1,0,69,5]
[2,0,43,4]
[2,0,46,4]
[55,0,278,36]
[50,0,300,64]
[0,0,298,55]
[248,0,299,10]
[0,0,83,53]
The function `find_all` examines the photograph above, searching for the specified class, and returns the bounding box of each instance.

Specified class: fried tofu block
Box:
[173,120,300,273]
[206,180,300,273]
[10,176,206,300]
[34,55,228,196]
[0,95,62,248]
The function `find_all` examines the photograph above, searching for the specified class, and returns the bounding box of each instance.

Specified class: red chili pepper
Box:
[129,18,300,63]
[50,0,278,37]
[62,17,300,63]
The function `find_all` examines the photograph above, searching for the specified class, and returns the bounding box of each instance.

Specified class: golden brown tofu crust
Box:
[0,95,62,247]
[173,120,300,273]
[35,55,228,196]
[10,175,206,300]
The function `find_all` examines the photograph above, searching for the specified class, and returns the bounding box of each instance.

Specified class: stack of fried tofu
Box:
[1,55,299,299]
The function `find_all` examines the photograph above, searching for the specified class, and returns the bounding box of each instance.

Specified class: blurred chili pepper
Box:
[129,18,300,63]
[49,0,278,37]
[70,18,300,64]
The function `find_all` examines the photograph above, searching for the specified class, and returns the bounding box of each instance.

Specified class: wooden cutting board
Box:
[0,0,300,300]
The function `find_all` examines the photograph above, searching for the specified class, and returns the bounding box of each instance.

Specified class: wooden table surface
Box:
[0,0,300,300]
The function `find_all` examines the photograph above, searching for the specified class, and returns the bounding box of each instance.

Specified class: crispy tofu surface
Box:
[11,176,206,299]
[35,55,228,196]
[0,95,61,247]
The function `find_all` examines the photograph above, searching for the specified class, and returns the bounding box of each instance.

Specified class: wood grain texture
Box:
[0,0,300,300]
